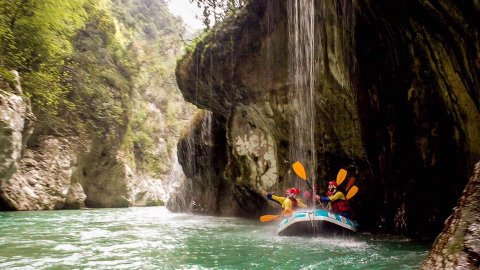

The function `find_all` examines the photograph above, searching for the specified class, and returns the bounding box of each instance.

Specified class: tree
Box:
[189,0,245,29]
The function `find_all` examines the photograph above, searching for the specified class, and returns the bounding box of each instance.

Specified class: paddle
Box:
[260,214,280,222]
[336,168,348,186]
[345,176,356,191]
[292,161,327,209]
[292,161,313,191]
[346,185,358,200]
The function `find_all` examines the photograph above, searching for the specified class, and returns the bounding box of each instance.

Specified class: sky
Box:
[167,0,205,31]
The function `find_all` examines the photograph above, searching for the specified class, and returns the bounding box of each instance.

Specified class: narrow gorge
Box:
[0,0,195,210]
[0,0,478,268]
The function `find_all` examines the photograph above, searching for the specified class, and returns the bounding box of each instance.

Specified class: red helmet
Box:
[286,188,300,195]
[328,181,338,187]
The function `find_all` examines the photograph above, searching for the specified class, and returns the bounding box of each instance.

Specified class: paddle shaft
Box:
[305,178,313,191]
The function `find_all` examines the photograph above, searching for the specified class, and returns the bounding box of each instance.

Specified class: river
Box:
[0,207,428,269]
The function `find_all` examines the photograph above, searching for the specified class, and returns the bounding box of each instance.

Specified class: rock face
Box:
[0,133,168,210]
[421,162,480,269]
[174,0,480,241]
[0,136,83,210]
[167,110,272,217]
[354,0,480,239]
[0,0,193,211]
[0,73,34,182]
[0,125,168,210]
[0,73,167,210]
[72,139,167,208]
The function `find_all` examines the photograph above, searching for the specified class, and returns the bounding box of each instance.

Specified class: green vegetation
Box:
[0,0,197,177]
[108,0,197,176]
[0,0,134,135]
[65,4,134,137]
[0,0,88,129]
[190,0,245,29]
[183,30,211,54]
[0,67,16,90]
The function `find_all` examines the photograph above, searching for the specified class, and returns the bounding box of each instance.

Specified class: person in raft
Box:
[319,181,352,219]
[261,188,307,216]
[302,184,320,207]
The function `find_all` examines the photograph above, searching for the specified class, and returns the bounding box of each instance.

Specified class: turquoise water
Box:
[0,207,428,269]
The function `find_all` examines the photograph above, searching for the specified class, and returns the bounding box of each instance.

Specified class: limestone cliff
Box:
[174,0,480,243]
[0,135,85,210]
[421,162,480,269]
[0,73,34,182]
[0,72,167,210]
[167,110,272,217]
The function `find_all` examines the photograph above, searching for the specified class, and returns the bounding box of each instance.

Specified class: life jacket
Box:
[330,191,351,213]
[282,197,299,216]
[290,197,298,209]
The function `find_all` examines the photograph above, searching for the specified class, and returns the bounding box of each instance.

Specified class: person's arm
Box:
[320,191,345,202]
[261,190,285,205]
[328,192,345,202]
[271,195,286,204]
[297,199,308,208]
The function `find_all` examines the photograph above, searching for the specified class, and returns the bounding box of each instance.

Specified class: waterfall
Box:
[288,0,318,191]
[287,0,357,194]
[164,146,186,203]
[198,110,213,196]
[166,110,213,212]
[201,110,213,148]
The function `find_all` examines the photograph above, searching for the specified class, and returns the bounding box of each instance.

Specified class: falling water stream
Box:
[166,110,214,212]
[288,0,317,190]
[287,0,360,197]
[164,147,186,202]
[201,111,213,148]
[176,110,213,178]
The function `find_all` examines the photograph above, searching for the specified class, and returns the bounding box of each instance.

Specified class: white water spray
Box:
[288,0,318,190]
[166,110,213,212]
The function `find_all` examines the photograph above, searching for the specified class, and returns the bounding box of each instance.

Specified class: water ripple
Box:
[0,207,428,269]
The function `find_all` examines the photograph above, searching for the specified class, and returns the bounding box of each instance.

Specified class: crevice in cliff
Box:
[351,0,480,240]
[0,195,15,211]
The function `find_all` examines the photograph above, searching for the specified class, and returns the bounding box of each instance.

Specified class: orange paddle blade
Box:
[260,215,280,222]
[336,169,348,185]
[346,176,356,191]
[292,161,307,180]
[346,185,358,200]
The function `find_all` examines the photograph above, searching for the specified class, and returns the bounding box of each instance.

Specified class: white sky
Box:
[167,0,205,31]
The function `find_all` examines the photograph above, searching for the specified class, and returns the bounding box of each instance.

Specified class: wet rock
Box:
[130,173,166,207]
[421,162,480,269]
[64,182,87,209]
[167,110,276,217]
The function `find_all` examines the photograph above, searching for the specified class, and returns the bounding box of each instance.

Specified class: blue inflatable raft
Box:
[277,209,358,236]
